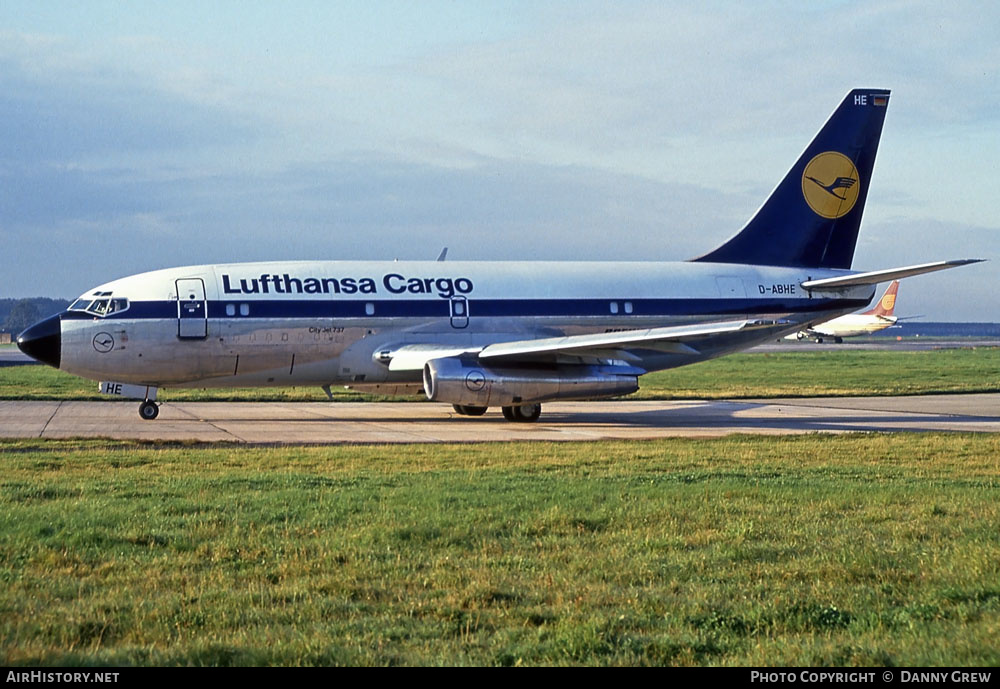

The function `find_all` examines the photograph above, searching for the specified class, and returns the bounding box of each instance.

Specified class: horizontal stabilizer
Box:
[801,259,984,290]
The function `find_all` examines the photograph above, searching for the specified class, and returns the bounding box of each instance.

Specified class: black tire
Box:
[453,404,468,415]
[463,405,488,416]
[512,404,541,422]
[501,406,516,421]
[139,400,159,420]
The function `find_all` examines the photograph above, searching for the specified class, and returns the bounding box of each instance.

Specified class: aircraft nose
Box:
[16,313,62,369]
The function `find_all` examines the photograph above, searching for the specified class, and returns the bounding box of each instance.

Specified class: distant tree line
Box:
[0,298,70,335]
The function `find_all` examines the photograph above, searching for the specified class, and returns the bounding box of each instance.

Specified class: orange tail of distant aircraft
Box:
[863,280,899,318]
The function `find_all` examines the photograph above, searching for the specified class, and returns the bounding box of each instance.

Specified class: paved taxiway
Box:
[2,395,998,443]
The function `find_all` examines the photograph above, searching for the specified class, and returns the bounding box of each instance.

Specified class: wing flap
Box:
[478,320,748,361]
[381,320,751,371]
[385,345,482,371]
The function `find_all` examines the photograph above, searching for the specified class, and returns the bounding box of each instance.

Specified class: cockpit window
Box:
[69,297,130,317]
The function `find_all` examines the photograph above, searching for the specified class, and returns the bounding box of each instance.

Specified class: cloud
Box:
[2,154,748,296]
[0,29,273,190]
[396,2,1000,167]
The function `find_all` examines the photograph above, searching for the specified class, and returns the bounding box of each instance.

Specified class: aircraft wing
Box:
[479,320,750,360]
[385,319,755,371]
[801,259,983,290]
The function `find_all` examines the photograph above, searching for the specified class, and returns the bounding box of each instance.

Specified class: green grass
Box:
[636,348,1000,399]
[2,434,998,666]
[3,348,1000,402]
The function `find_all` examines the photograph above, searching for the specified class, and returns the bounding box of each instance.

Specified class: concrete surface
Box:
[2,395,998,443]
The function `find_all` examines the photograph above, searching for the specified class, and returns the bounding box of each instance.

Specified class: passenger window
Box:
[226,304,236,316]
[240,304,250,316]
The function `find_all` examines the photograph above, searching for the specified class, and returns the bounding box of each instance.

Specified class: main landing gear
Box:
[501,404,541,422]
[139,399,159,420]
[451,403,542,422]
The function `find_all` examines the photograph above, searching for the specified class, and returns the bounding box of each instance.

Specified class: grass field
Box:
[3,347,1000,401]
[2,434,999,666]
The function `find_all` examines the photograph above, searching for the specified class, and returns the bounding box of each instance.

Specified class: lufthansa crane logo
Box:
[801,152,860,219]
[93,332,115,353]
[465,370,486,391]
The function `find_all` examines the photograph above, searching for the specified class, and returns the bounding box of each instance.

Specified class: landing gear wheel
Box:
[834,337,844,344]
[463,405,487,416]
[502,404,541,422]
[139,400,159,420]
[514,404,541,422]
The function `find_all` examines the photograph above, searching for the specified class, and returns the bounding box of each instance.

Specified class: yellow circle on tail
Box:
[801,152,860,219]
[881,293,896,311]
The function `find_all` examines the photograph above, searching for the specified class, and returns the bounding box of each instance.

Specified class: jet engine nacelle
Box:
[422,356,639,407]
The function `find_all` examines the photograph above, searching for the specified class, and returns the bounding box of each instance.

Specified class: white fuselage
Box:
[58,260,874,390]
[810,312,897,338]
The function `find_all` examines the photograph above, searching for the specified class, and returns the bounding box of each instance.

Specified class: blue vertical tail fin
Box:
[693,89,890,269]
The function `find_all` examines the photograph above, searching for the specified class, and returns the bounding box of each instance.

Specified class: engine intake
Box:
[423,357,639,407]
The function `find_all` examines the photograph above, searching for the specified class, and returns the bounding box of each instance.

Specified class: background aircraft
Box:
[788,280,912,342]
[17,89,981,421]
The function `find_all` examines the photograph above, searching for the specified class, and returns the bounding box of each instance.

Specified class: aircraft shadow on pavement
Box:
[153,401,999,434]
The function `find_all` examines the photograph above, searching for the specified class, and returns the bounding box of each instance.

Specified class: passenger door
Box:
[176,278,208,339]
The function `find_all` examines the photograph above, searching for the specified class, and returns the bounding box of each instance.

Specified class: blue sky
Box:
[1,1,997,319]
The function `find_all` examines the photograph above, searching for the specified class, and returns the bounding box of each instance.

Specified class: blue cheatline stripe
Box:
[59,297,870,321]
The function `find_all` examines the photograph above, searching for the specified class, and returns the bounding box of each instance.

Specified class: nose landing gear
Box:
[139,400,159,420]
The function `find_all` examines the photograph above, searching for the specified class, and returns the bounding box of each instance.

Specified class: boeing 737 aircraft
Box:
[17,89,982,421]
[789,280,906,342]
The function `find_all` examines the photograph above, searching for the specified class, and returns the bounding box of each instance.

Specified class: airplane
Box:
[17,89,982,421]
[787,279,910,343]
